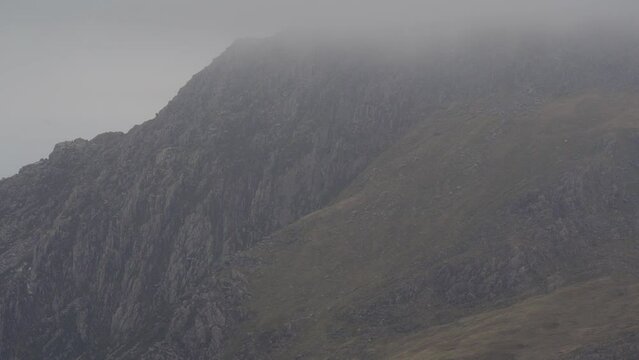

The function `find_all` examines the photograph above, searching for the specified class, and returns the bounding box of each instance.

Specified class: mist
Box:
[2,0,638,178]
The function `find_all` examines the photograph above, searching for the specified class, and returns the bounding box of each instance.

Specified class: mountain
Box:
[2,27,639,359]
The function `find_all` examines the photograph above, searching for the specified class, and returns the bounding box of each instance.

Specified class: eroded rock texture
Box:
[1,29,639,359]
[0,36,431,359]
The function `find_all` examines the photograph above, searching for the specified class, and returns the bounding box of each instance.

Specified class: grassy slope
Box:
[225,92,639,359]
[389,276,639,360]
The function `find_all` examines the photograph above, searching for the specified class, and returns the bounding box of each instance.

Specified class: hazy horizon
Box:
[2,0,638,178]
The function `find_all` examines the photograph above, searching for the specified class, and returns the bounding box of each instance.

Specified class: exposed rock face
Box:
[2,29,639,359]
[0,37,428,359]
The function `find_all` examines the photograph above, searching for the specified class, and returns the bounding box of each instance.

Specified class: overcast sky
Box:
[1,0,637,178]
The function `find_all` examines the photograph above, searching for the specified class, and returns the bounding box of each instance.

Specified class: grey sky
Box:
[1,0,637,178]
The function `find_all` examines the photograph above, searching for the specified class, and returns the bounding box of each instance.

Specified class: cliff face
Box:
[0,35,434,359]
[2,29,639,359]
[0,37,425,359]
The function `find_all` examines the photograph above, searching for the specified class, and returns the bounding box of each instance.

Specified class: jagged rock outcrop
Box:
[2,27,639,359]
[0,36,428,359]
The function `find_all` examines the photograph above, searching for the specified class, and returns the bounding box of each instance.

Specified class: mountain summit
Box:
[2,28,639,359]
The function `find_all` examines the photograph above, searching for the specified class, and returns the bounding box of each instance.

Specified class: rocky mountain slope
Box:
[2,27,639,359]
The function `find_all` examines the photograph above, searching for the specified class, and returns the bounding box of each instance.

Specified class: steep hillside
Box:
[1,28,639,359]
[222,92,639,358]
